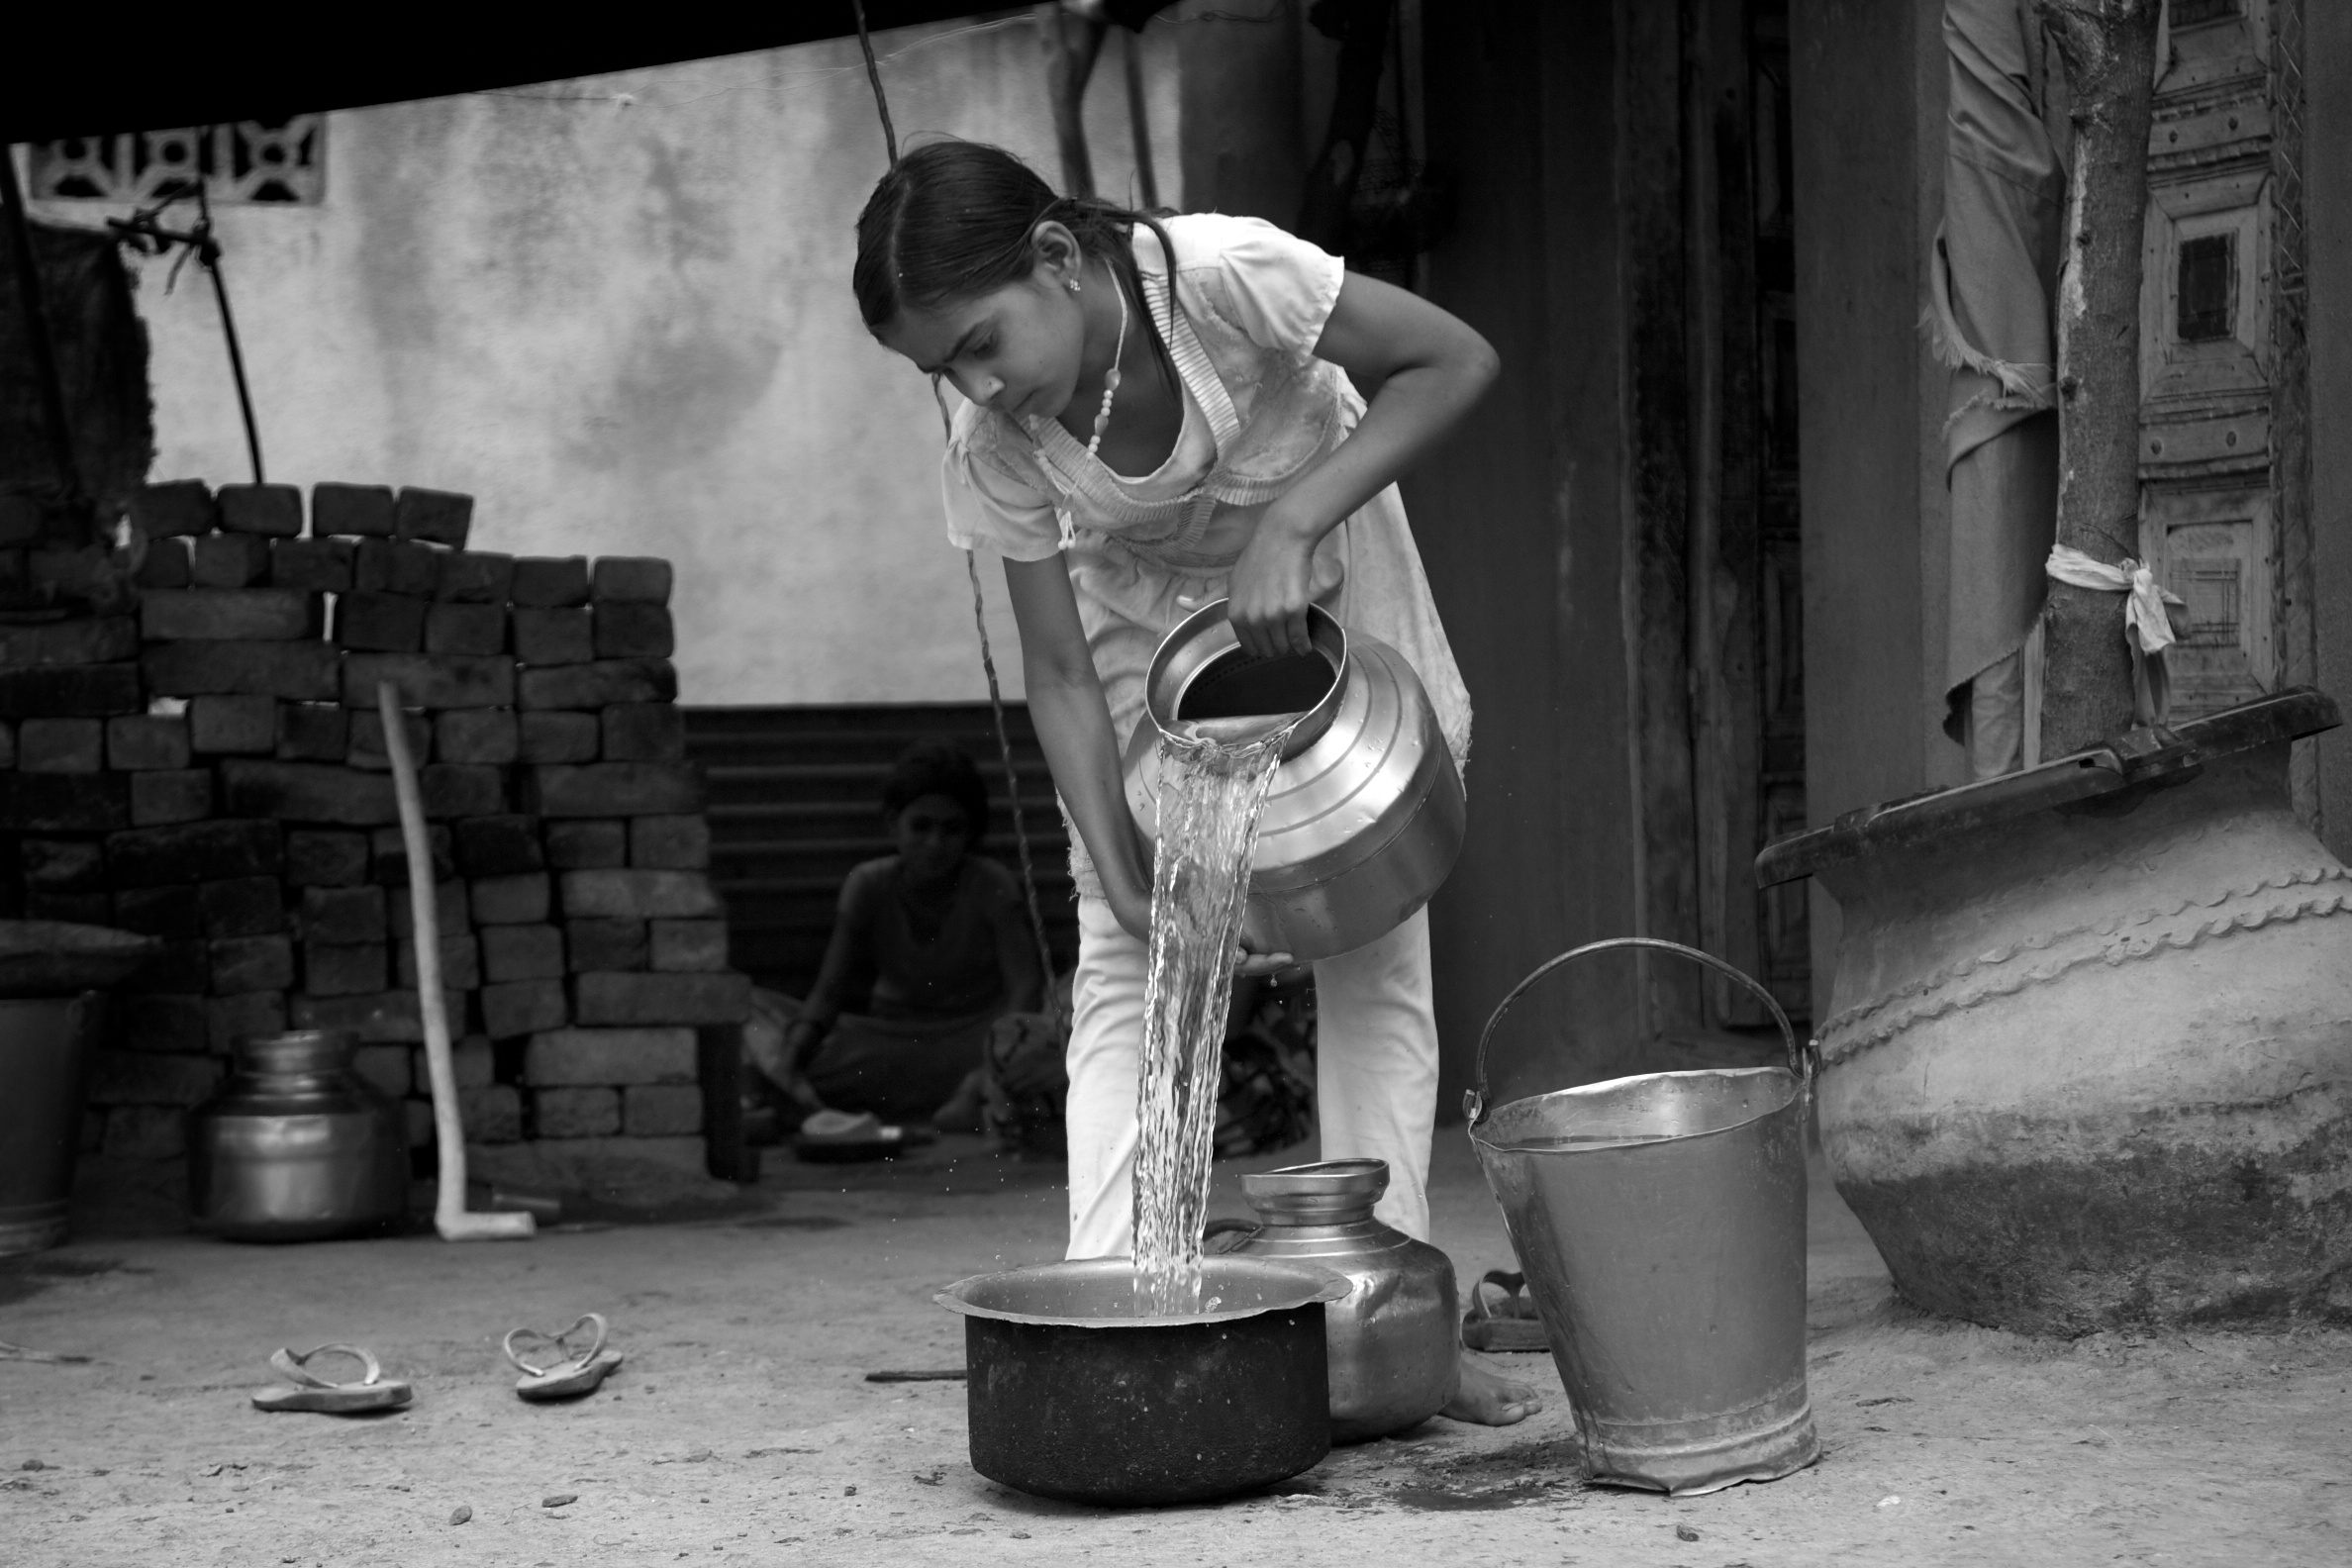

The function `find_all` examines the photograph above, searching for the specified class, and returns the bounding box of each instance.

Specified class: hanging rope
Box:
[850,0,900,167]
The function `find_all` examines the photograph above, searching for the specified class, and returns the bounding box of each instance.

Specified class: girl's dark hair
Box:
[853,140,1178,394]
[881,740,990,846]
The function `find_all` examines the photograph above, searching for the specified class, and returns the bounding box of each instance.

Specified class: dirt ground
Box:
[4,1131,2349,1568]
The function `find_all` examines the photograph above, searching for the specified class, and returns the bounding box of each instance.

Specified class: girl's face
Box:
[872,225,1089,422]
[893,792,973,886]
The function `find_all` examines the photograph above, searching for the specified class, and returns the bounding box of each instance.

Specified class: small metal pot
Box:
[187,1029,409,1242]
[1210,1158,1460,1442]
[937,1256,1346,1506]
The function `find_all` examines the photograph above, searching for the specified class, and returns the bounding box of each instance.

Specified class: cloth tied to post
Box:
[2044,544,2190,725]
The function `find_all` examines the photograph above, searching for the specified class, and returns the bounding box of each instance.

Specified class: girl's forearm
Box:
[1025,660,1149,912]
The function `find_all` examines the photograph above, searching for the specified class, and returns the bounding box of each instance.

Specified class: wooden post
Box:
[2032,0,2162,756]
[1038,3,1107,198]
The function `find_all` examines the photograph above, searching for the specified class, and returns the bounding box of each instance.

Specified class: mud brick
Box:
[0,771,132,832]
[534,1086,619,1137]
[425,602,506,657]
[352,538,441,596]
[312,482,396,538]
[0,721,13,766]
[88,1049,222,1108]
[546,819,627,869]
[452,814,542,876]
[510,607,592,666]
[287,829,369,887]
[335,591,428,652]
[128,762,216,823]
[420,763,504,819]
[299,884,387,943]
[23,837,107,891]
[117,994,209,1054]
[592,603,675,660]
[436,709,519,766]
[26,891,113,924]
[623,1084,704,1137]
[269,537,354,593]
[564,918,646,971]
[394,932,481,991]
[276,702,347,761]
[107,714,191,770]
[19,718,102,773]
[428,548,510,603]
[521,1027,697,1086]
[601,703,684,762]
[189,534,274,589]
[108,820,280,886]
[560,869,721,920]
[374,826,458,891]
[519,711,599,764]
[462,1084,522,1142]
[391,486,471,547]
[629,815,711,870]
[220,759,396,825]
[103,1106,187,1159]
[574,971,750,1027]
[0,663,143,718]
[144,639,340,700]
[199,876,285,937]
[351,1043,411,1098]
[302,940,387,996]
[29,546,110,596]
[649,920,730,973]
[528,762,702,819]
[0,617,138,667]
[289,989,466,1044]
[147,587,318,642]
[344,708,433,772]
[414,1035,494,1091]
[0,494,35,546]
[343,652,515,711]
[134,536,191,589]
[518,658,676,711]
[127,938,209,994]
[590,556,673,605]
[480,923,564,982]
[112,885,203,939]
[482,978,567,1039]
[510,555,590,608]
[130,479,217,538]
[188,693,277,754]
[472,872,550,925]
[210,934,294,994]
[207,989,287,1052]
[217,483,304,537]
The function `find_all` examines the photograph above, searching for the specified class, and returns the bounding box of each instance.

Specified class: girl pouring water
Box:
[854,142,1535,1424]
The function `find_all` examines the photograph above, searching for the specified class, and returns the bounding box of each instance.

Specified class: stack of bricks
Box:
[0,478,751,1179]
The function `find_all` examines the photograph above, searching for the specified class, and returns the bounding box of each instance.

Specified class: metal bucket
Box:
[1465,937,1819,1496]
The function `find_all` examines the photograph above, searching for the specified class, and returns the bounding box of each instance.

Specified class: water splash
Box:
[1132,726,1287,1317]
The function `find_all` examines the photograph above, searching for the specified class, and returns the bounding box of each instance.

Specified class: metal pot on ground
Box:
[1758,690,2352,1332]
[1207,1158,1458,1442]
[937,1255,1346,1506]
[187,1029,409,1241]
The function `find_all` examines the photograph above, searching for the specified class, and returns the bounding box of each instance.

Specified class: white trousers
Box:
[1064,896,1441,1257]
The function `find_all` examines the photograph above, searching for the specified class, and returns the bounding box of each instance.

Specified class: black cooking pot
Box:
[937,1256,1347,1506]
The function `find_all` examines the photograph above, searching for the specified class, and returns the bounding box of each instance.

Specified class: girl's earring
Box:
[1067,278,1081,294]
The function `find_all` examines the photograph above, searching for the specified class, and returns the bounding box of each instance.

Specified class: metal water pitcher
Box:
[187,1029,409,1241]
[1123,601,1465,960]
[1209,1158,1459,1442]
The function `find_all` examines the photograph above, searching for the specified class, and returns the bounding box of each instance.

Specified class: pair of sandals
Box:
[250,1316,624,1414]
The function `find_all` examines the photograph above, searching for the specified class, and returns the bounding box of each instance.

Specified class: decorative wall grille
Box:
[28,120,324,204]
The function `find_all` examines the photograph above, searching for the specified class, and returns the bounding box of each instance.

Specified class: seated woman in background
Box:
[746,742,1043,1126]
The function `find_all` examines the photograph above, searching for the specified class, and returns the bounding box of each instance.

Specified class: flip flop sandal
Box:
[251,1344,415,1414]
[503,1314,625,1402]
[1461,1270,1551,1353]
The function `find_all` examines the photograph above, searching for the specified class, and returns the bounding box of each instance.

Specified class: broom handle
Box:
[380,682,533,1240]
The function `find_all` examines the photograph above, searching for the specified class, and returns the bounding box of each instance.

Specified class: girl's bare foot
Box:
[1440,1351,1542,1425]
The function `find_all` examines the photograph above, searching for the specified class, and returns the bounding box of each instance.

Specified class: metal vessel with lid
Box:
[1123,600,1465,960]
[1209,1157,1459,1441]
[187,1029,409,1241]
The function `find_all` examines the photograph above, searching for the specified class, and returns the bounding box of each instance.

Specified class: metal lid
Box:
[235,1029,358,1075]
[1241,1157,1388,1223]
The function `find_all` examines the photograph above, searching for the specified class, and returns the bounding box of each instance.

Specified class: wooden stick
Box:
[380,682,534,1241]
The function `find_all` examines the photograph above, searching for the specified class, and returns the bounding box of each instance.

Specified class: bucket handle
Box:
[1465,937,1811,1125]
